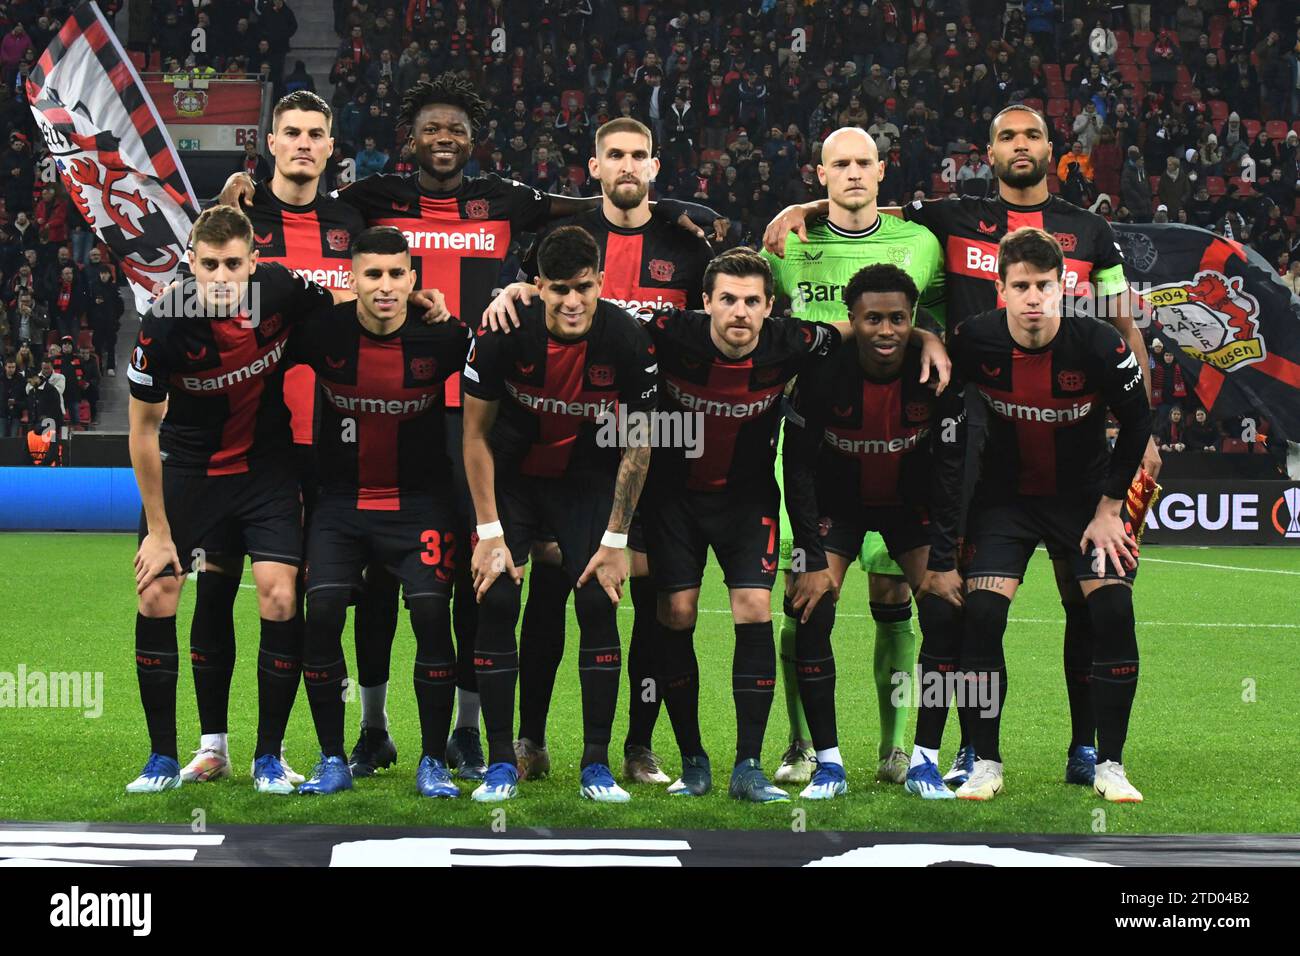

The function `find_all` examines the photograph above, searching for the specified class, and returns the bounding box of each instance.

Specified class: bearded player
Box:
[482,117,715,786]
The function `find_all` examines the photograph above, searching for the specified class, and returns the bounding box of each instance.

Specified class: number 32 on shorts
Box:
[421,529,458,570]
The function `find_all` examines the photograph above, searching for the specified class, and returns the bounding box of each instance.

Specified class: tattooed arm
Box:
[577,442,650,605]
[576,320,659,603]
[606,443,651,534]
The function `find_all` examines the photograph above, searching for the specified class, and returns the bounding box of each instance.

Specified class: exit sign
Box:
[178,138,200,150]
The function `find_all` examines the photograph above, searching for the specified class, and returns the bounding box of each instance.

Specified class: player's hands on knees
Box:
[789,568,838,623]
[917,333,952,394]
[410,287,451,322]
[1080,500,1139,578]
[135,532,182,593]
[762,203,810,256]
[578,544,629,606]
[918,569,964,608]
[218,172,256,209]
[1140,436,1163,480]
[481,282,537,334]
[472,535,521,601]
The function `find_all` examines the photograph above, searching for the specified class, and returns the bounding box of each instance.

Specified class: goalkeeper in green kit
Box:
[762,127,948,785]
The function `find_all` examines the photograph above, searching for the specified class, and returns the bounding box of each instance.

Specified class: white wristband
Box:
[476,521,504,539]
[601,530,629,550]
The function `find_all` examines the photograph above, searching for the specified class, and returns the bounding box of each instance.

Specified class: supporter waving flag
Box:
[26,1,198,315]
[1116,222,1300,443]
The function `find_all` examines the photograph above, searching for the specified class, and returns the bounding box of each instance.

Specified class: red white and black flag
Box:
[1116,222,1300,442]
[26,1,199,314]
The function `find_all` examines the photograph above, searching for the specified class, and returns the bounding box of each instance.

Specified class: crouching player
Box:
[638,248,844,803]
[292,228,471,797]
[942,228,1150,802]
[783,263,965,800]
[461,226,658,803]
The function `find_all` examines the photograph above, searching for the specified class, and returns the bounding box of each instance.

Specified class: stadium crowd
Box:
[0,0,1296,463]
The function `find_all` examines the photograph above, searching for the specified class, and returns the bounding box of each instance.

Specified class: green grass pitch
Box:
[1,533,1296,835]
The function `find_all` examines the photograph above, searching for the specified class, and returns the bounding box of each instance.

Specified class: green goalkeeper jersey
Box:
[766,213,947,572]
[762,214,946,327]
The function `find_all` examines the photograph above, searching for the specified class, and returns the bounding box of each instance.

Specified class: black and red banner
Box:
[1114,223,1300,443]
[27,1,199,313]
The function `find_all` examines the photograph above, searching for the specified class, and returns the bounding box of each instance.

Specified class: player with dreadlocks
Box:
[221,73,724,781]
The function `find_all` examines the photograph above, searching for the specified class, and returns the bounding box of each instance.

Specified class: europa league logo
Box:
[1272,488,1300,539]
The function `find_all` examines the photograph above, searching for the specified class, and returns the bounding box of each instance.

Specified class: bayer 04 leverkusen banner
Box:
[1114,222,1300,442]
[26,1,199,314]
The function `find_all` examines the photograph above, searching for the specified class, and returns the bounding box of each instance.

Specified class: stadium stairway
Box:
[293,0,342,100]
[92,286,137,434]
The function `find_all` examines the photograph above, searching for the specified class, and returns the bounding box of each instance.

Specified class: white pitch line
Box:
[1003,616,1298,630]
[0,858,111,867]
[0,846,198,862]
[1137,556,1300,576]
[1028,545,1300,576]
[449,853,681,867]
[0,831,224,846]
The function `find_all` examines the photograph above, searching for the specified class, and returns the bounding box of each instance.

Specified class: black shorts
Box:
[641,480,780,592]
[818,500,930,567]
[496,469,615,585]
[530,511,646,555]
[138,458,302,575]
[964,491,1139,585]
[305,495,458,601]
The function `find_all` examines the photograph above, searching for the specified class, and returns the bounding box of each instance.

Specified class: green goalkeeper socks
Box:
[872,604,917,758]
[778,610,812,743]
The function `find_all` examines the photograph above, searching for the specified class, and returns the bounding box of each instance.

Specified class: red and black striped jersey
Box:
[334,172,553,406]
[645,308,840,493]
[127,263,332,475]
[245,179,367,446]
[949,310,1151,501]
[461,299,658,479]
[291,302,470,510]
[523,208,712,315]
[904,195,1128,329]
[783,341,966,571]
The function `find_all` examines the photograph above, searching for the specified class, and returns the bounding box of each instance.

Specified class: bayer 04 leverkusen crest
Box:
[1115,222,1300,442]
